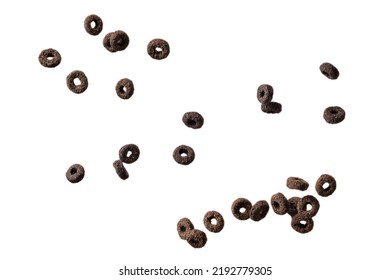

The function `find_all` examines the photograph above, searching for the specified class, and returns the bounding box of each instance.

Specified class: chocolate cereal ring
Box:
[271,192,288,215]
[182,112,204,129]
[291,212,314,234]
[116,78,134,100]
[66,70,88,94]
[249,200,269,222]
[231,198,252,220]
[319,62,339,80]
[147,38,170,60]
[323,106,345,124]
[173,145,195,165]
[113,160,129,180]
[297,195,320,217]
[66,164,85,183]
[187,229,207,248]
[261,101,282,114]
[110,30,130,51]
[119,144,140,164]
[286,177,309,191]
[177,218,194,240]
[38,48,61,68]
[103,32,117,52]
[84,14,103,36]
[203,211,224,233]
[315,174,336,197]
[287,197,300,217]
[257,84,274,104]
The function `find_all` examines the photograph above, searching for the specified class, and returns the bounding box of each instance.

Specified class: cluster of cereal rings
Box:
[230,174,336,235]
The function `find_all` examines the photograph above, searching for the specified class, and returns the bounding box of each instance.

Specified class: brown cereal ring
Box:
[38,48,61,68]
[115,78,134,100]
[66,70,88,94]
[261,101,282,114]
[203,211,224,233]
[315,174,337,197]
[173,145,195,165]
[319,62,339,80]
[119,144,140,164]
[84,14,103,36]
[113,160,129,180]
[147,38,170,60]
[110,30,130,51]
[291,212,314,234]
[286,177,309,191]
[271,192,288,215]
[182,112,204,129]
[323,106,345,124]
[103,32,117,52]
[257,84,274,104]
[187,229,207,248]
[66,164,85,183]
[231,198,252,220]
[297,195,320,217]
[249,200,269,222]
[177,218,194,240]
[287,197,300,217]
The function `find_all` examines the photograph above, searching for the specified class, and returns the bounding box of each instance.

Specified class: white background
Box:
[1,0,389,279]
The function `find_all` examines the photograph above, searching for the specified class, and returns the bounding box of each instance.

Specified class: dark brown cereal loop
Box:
[186,229,207,248]
[249,200,270,222]
[113,160,129,180]
[315,174,337,197]
[182,112,204,129]
[177,218,194,240]
[271,192,288,215]
[119,144,140,164]
[257,84,274,104]
[286,177,309,191]
[110,30,130,51]
[103,32,117,52]
[261,102,282,114]
[203,211,224,233]
[38,48,61,68]
[287,197,301,217]
[173,145,195,165]
[147,38,170,60]
[291,212,314,234]
[319,62,339,80]
[231,198,252,220]
[66,70,88,94]
[115,78,134,100]
[297,195,320,217]
[323,106,345,124]
[84,14,103,36]
[66,164,85,183]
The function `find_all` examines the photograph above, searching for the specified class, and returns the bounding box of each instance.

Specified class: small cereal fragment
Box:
[297,195,320,217]
[187,229,207,248]
[315,174,336,197]
[261,102,282,114]
[271,192,288,215]
[231,198,252,220]
[291,212,314,234]
[84,14,103,36]
[257,84,274,104]
[286,177,309,191]
[203,211,224,233]
[113,160,129,180]
[39,48,61,68]
[182,112,204,129]
[147,38,170,60]
[319,62,339,80]
[177,218,194,240]
[323,106,345,124]
[173,145,195,165]
[66,163,85,183]
[249,200,270,222]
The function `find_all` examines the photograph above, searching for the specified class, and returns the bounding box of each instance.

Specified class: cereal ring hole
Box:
[73,78,81,86]
[187,119,196,126]
[126,151,132,157]
[70,167,77,175]
[259,91,265,97]
[179,149,188,157]
[322,182,330,190]
[155,47,162,52]
[210,218,217,225]
[47,54,54,60]
[239,207,247,213]
[304,204,313,211]
[180,226,186,232]
[300,220,307,226]
[90,21,96,28]
[273,201,280,208]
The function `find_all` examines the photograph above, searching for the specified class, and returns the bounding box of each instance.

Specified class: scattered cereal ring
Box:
[177,218,194,240]
[203,211,224,233]
[291,212,314,234]
[84,14,103,36]
[66,163,85,183]
[297,195,320,217]
[115,78,134,100]
[119,144,140,164]
[271,192,288,215]
[257,84,274,104]
[315,174,337,197]
[103,32,117,52]
[113,160,129,180]
[261,101,282,114]
[182,112,204,129]
[147,38,170,60]
[38,48,61,68]
[286,177,309,191]
[66,70,88,94]
[287,197,300,217]
[323,106,345,124]
[319,62,339,80]
[231,198,252,220]
[173,145,195,165]
[187,229,207,248]
[110,30,130,51]
[249,200,270,222]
